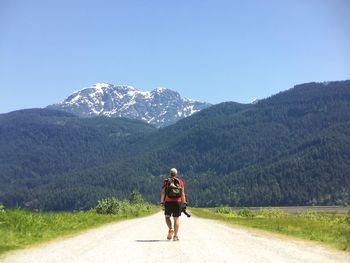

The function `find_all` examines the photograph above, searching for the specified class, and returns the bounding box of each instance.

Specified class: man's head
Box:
[170,168,178,177]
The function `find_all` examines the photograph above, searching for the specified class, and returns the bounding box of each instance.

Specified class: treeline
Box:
[0,81,350,210]
[0,109,156,188]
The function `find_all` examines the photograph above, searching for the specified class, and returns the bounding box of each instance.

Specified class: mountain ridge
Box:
[1,80,349,210]
[47,83,211,127]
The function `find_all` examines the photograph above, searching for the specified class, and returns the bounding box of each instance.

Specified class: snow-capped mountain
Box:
[47,83,211,127]
[251,98,259,104]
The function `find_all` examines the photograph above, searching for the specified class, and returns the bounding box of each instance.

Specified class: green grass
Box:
[191,207,350,251]
[0,205,158,255]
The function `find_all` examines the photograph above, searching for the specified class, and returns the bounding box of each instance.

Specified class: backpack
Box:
[166,177,182,198]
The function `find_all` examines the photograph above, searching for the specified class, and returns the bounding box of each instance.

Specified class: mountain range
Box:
[0,80,349,210]
[47,83,211,127]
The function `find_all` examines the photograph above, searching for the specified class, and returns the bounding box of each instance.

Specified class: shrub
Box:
[94,193,153,215]
[299,210,319,220]
[237,208,254,218]
[214,206,232,214]
[95,197,123,215]
[0,203,5,213]
[129,191,144,205]
[257,208,287,219]
[345,210,350,224]
[127,202,153,216]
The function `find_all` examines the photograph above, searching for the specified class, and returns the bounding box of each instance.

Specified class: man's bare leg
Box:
[173,216,180,240]
[165,215,172,229]
[165,215,174,240]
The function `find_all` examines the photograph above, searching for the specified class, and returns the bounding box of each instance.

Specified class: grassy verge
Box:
[0,202,157,255]
[191,207,350,251]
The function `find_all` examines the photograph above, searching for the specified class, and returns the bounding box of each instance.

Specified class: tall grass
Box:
[191,207,350,251]
[0,201,157,255]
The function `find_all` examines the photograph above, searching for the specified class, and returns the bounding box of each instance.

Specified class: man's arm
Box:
[181,181,186,204]
[160,184,166,207]
[181,191,186,204]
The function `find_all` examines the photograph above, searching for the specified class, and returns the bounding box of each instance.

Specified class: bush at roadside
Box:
[0,204,5,213]
[94,194,152,216]
[214,206,232,214]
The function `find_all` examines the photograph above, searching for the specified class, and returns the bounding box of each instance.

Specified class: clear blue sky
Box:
[1,0,349,113]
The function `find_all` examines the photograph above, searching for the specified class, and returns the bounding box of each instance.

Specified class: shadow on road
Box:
[135,240,168,242]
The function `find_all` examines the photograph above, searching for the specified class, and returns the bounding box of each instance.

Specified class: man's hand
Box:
[160,202,164,208]
[180,202,188,211]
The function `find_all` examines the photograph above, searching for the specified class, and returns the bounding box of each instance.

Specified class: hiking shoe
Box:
[167,229,174,240]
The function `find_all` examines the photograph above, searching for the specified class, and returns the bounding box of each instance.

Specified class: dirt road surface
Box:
[1,212,349,263]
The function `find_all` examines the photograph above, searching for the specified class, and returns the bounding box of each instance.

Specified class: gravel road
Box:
[1,211,349,263]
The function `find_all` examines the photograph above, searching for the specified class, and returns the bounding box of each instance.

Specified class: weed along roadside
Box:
[0,193,157,255]
[191,207,350,252]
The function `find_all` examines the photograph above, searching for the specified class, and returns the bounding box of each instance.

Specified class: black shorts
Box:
[164,202,181,217]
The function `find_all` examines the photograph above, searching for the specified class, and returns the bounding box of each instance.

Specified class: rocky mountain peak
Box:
[47,83,211,127]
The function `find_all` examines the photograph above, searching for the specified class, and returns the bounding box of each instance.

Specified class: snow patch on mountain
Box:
[251,98,259,104]
[47,83,211,127]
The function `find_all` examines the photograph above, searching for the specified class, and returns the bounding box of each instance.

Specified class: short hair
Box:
[170,168,178,176]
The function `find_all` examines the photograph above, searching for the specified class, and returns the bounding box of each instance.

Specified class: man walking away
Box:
[160,168,186,241]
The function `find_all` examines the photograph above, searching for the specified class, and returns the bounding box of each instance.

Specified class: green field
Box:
[0,200,157,255]
[228,206,350,214]
[191,207,350,251]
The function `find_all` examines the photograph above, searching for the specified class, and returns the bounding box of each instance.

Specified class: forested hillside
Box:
[0,109,156,209]
[1,81,349,210]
